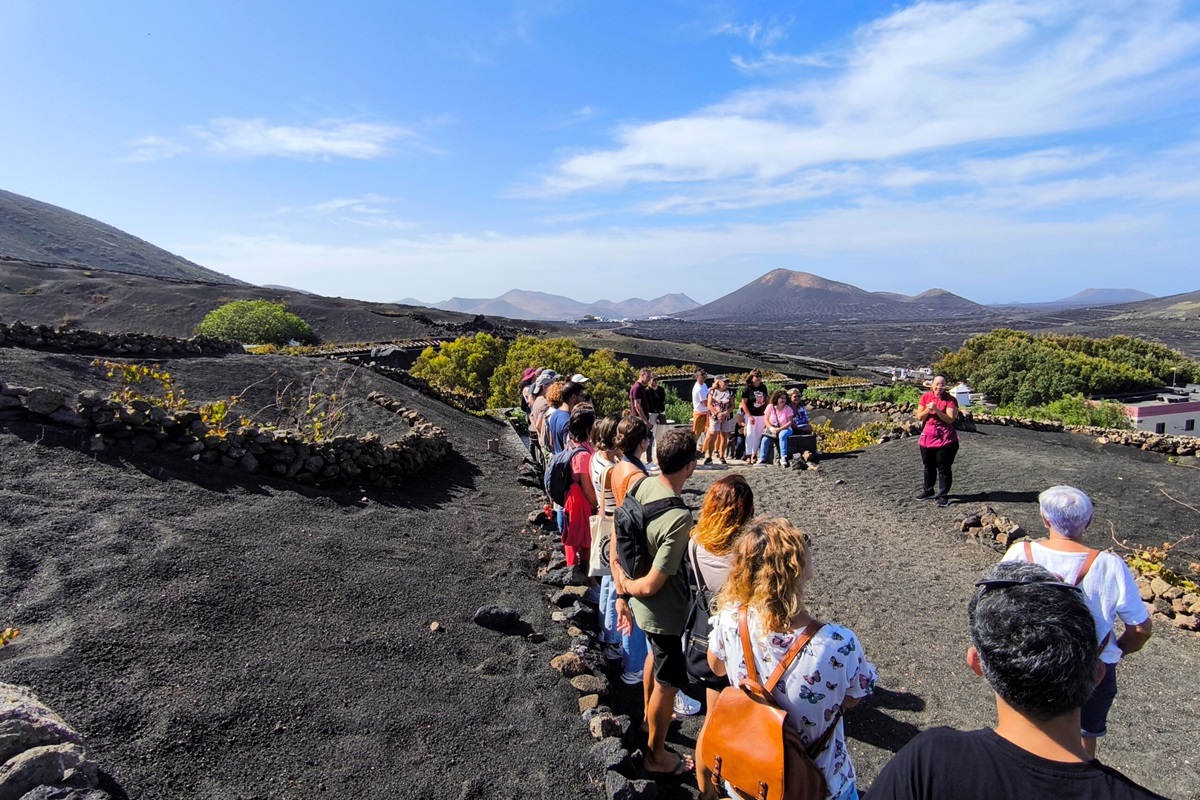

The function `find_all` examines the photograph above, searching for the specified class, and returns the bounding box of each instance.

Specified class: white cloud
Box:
[122,135,190,162]
[716,19,792,48]
[126,118,419,161]
[534,0,1200,195]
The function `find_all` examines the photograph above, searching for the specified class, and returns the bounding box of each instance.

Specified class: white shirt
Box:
[1002,542,1149,664]
[692,381,710,413]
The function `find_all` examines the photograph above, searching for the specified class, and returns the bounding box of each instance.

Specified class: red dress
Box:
[562,445,595,567]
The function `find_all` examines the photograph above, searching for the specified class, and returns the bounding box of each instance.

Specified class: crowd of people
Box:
[515,365,1162,799]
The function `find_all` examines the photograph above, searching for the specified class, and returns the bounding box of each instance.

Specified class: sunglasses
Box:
[974,578,1082,595]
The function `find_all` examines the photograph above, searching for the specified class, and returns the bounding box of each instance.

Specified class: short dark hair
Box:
[562,381,586,404]
[968,561,1099,720]
[568,405,596,442]
[656,428,697,475]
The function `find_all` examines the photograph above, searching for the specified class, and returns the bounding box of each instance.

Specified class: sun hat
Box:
[570,373,589,384]
[522,367,539,382]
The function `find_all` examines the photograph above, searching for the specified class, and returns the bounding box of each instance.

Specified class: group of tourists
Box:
[519,364,1161,799]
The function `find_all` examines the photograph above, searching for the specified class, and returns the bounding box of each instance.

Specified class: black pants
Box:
[920,442,959,497]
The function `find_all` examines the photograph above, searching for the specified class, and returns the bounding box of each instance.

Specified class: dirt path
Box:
[646,429,1199,799]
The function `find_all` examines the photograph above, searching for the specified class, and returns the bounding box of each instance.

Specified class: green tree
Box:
[578,348,638,417]
[488,336,586,409]
[410,333,508,400]
[197,300,316,345]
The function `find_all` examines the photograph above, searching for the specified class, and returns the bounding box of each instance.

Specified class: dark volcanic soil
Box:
[2,347,1198,800]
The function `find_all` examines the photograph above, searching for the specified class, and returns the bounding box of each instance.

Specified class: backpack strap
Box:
[737,606,823,693]
[1074,549,1101,585]
[1023,540,1034,562]
[806,707,844,759]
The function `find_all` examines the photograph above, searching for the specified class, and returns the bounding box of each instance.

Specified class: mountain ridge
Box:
[419,288,699,321]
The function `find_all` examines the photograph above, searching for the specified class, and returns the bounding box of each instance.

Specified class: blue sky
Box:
[2,0,1199,305]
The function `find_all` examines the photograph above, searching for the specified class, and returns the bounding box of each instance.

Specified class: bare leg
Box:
[643,679,688,773]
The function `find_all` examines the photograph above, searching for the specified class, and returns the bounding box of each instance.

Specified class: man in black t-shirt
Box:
[866,562,1166,800]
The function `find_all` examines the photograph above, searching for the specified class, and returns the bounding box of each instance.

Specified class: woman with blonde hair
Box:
[705,518,876,800]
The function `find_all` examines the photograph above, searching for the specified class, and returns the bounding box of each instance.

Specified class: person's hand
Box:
[615,600,634,636]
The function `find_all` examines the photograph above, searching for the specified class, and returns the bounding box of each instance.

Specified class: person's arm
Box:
[928,397,957,424]
[625,566,670,598]
[707,646,728,677]
[915,394,935,422]
[740,390,752,416]
[1117,619,1152,656]
[577,460,598,509]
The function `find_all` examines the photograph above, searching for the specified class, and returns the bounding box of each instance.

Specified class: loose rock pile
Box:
[0,379,449,488]
[1137,575,1200,632]
[0,682,113,800]
[0,320,239,357]
[955,506,1027,552]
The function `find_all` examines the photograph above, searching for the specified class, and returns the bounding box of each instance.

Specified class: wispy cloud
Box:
[126,118,420,161]
[715,18,792,48]
[534,0,1200,197]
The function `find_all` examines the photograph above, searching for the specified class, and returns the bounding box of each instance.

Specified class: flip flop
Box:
[642,749,694,779]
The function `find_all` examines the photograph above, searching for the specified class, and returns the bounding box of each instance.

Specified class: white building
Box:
[1124,387,1200,435]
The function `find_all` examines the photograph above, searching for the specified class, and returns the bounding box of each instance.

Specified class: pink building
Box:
[1124,391,1200,435]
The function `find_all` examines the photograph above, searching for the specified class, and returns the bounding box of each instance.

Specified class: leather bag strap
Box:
[807,708,844,759]
[765,621,823,694]
[737,607,823,694]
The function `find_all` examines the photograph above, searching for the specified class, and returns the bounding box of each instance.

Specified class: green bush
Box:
[806,384,922,405]
[995,394,1133,429]
[664,386,693,425]
[411,333,507,400]
[197,300,315,345]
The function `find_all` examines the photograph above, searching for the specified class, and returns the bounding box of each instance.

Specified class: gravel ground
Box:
[1,347,1197,799]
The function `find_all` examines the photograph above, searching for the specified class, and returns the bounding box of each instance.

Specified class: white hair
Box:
[1038,485,1094,538]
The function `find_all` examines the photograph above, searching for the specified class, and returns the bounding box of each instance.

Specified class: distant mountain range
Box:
[997,288,1156,311]
[403,289,700,321]
[678,269,993,322]
[0,189,244,285]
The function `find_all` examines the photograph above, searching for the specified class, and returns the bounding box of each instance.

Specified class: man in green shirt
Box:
[615,428,697,778]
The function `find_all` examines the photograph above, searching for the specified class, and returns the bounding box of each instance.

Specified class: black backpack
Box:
[614,476,689,579]
[544,445,587,505]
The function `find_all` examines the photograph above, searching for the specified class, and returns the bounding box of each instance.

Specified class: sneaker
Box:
[780,457,789,468]
[703,456,712,465]
[753,461,766,468]
[603,643,623,661]
[915,489,935,500]
[620,670,644,685]
[936,496,954,508]
[673,692,702,716]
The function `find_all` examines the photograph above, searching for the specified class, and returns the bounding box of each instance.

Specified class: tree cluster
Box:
[933,329,1198,407]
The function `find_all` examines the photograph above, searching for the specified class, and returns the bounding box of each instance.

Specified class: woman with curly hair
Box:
[705,518,877,800]
[685,474,755,797]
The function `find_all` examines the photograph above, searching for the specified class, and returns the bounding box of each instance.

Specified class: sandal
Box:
[642,750,694,778]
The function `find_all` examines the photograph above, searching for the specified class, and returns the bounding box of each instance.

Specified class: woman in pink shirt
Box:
[756,391,795,467]
[915,375,959,507]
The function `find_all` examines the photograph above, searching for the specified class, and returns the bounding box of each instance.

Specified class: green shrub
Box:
[995,394,1133,429]
[197,300,316,345]
[664,386,693,425]
[487,336,638,417]
[411,333,507,401]
[806,384,921,405]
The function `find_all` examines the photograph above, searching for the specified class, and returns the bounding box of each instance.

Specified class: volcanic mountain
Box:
[680,269,992,322]
[0,189,243,284]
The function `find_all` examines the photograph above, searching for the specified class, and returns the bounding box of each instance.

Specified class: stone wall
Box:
[0,320,240,357]
[0,379,449,488]
[805,397,1200,457]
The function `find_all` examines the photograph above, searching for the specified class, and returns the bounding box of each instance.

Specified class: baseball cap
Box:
[570,373,589,384]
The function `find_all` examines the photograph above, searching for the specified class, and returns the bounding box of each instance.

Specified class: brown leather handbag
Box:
[696,607,840,800]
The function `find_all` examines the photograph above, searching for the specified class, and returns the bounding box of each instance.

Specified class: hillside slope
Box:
[0,189,243,284]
